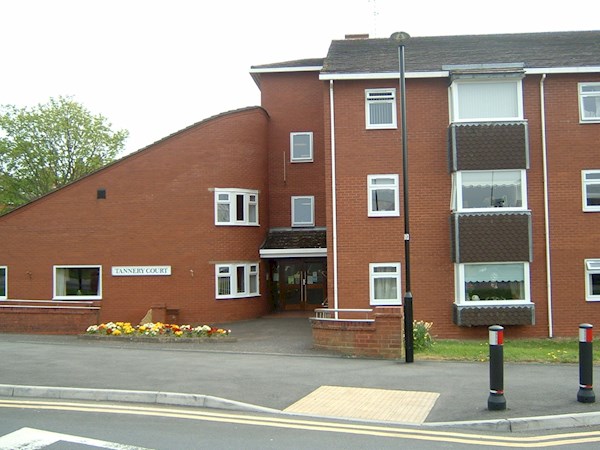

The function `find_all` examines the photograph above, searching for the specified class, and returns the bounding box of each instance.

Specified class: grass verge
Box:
[417,338,600,364]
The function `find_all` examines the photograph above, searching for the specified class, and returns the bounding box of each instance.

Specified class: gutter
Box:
[329,80,339,316]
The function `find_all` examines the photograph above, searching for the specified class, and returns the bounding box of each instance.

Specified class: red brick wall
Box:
[260,72,326,228]
[323,73,600,339]
[0,108,271,330]
[311,306,403,359]
[0,301,100,334]
[543,73,600,336]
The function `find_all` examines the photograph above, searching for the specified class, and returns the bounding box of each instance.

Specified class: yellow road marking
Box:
[0,399,599,448]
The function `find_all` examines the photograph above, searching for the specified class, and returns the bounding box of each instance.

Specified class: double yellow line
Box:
[1,399,599,448]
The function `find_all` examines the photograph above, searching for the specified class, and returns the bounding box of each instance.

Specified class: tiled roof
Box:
[251,58,324,71]
[322,30,600,74]
[261,229,326,250]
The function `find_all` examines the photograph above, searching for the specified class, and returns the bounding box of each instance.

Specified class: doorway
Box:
[270,258,327,311]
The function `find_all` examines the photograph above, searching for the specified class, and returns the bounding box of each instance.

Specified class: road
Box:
[1,398,600,449]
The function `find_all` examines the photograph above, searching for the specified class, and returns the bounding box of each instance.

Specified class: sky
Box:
[1,0,598,156]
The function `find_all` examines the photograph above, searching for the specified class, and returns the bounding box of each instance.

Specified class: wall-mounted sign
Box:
[112,266,171,276]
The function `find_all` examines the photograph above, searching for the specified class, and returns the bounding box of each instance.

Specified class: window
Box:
[585,260,600,301]
[0,267,6,300]
[451,80,523,122]
[290,132,313,162]
[453,170,526,211]
[456,262,530,304]
[369,263,401,305]
[368,175,400,217]
[365,89,397,129]
[582,171,600,211]
[216,263,259,299]
[54,266,101,300]
[215,189,258,226]
[292,196,314,227]
[579,83,600,123]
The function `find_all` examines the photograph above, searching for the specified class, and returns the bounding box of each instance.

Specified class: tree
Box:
[0,96,128,213]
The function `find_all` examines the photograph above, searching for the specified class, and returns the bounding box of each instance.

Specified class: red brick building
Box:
[1,30,600,338]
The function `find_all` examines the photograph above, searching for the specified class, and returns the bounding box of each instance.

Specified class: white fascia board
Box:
[250,66,323,74]
[259,248,327,258]
[320,67,600,81]
[319,71,448,80]
[525,66,600,74]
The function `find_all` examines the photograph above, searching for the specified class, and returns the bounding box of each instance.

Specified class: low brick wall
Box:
[310,307,404,359]
[0,301,100,334]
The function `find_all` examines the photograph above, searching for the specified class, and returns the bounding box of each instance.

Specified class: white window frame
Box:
[369,263,402,306]
[53,265,102,300]
[450,79,523,122]
[452,169,527,212]
[455,262,531,305]
[215,262,260,299]
[585,259,600,301]
[582,170,600,212]
[365,88,397,129]
[214,188,259,226]
[0,266,6,300]
[368,174,400,217]
[579,82,600,123]
[291,196,315,227]
[290,132,314,163]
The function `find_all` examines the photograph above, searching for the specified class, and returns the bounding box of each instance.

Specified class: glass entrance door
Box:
[273,259,326,311]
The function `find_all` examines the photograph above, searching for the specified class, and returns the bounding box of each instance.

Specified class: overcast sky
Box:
[1,0,598,155]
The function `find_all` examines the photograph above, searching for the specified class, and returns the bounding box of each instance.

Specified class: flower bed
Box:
[82,322,234,342]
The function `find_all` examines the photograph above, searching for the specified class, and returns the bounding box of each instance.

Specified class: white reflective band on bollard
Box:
[579,325,593,343]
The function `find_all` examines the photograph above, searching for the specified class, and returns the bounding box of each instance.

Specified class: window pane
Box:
[369,103,393,125]
[464,263,525,301]
[374,277,398,300]
[218,276,231,296]
[217,203,230,222]
[582,96,600,119]
[582,85,600,93]
[248,203,257,223]
[591,274,600,296]
[461,171,522,208]
[292,134,312,159]
[249,273,258,294]
[236,266,245,293]
[372,188,395,211]
[293,197,313,225]
[457,82,518,120]
[0,268,5,297]
[57,267,100,297]
[373,266,397,273]
[586,184,600,206]
[585,172,600,180]
[371,177,395,185]
[236,194,245,221]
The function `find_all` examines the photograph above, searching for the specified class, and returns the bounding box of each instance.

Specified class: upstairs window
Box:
[290,132,313,162]
[54,265,101,300]
[579,83,600,123]
[216,263,259,299]
[215,189,258,226]
[585,259,600,301]
[365,88,397,129]
[368,175,400,217]
[0,267,6,300]
[292,196,315,227]
[582,170,600,211]
[451,80,523,122]
[453,170,526,212]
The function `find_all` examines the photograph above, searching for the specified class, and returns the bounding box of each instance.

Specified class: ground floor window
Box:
[54,266,101,300]
[369,263,401,305]
[585,259,600,301]
[0,267,6,299]
[216,262,259,299]
[456,262,529,304]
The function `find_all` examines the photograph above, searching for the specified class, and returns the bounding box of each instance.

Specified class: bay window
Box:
[451,79,523,122]
[453,170,526,211]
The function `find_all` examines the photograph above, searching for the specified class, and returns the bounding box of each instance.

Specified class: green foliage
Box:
[0,96,128,213]
[413,320,434,351]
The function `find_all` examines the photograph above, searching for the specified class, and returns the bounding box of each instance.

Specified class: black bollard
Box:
[488,325,507,411]
[578,323,595,403]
